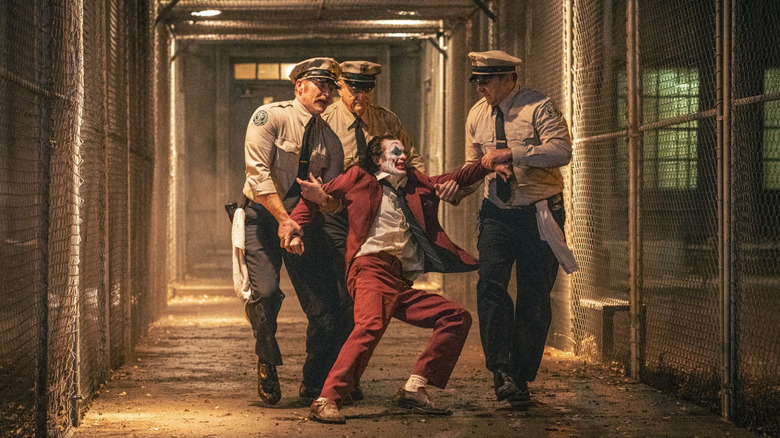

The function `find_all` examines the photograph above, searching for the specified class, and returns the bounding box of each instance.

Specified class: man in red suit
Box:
[283,132,504,424]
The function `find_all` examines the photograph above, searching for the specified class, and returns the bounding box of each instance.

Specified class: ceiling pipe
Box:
[156,0,182,24]
[174,32,439,42]
[472,0,496,22]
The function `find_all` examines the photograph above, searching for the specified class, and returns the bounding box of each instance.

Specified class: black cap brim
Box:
[343,79,376,91]
[297,69,339,86]
[469,65,515,82]
[469,73,496,82]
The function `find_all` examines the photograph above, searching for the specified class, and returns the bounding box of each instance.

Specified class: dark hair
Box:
[358,131,398,173]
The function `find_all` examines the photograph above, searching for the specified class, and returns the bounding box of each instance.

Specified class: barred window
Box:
[232,62,296,81]
[617,69,700,190]
[764,68,780,190]
[643,69,699,190]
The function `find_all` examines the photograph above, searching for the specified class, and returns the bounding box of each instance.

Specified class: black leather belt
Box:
[485,193,563,214]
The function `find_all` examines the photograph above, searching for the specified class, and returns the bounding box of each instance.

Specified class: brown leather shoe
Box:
[310,397,346,424]
[257,361,281,405]
[394,387,451,415]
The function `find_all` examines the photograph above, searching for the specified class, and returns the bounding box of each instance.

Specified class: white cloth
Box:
[231,208,251,303]
[535,200,578,274]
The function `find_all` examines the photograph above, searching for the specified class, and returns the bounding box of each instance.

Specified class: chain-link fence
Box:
[732,0,780,432]
[547,0,780,434]
[0,1,169,436]
[2,0,779,436]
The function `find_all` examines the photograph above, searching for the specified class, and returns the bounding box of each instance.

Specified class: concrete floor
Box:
[74,288,757,438]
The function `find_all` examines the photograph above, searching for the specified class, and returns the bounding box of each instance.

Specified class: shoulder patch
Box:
[252,109,269,126]
[540,101,562,119]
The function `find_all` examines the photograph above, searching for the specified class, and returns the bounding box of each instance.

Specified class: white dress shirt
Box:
[354,172,425,280]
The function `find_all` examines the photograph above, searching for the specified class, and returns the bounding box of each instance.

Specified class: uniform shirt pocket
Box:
[506,120,537,148]
[473,128,495,154]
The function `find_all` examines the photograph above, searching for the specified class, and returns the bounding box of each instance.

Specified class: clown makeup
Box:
[377,139,407,176]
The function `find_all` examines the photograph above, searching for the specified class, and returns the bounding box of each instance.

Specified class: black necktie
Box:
[284,116,316,209]
[297,116,316,181]
[379,178,450,272]
[494,106,511,202]
[353,116,367,160]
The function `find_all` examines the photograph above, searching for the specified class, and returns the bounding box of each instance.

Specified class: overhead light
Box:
[373,19,431,26]
[191,10,221,17]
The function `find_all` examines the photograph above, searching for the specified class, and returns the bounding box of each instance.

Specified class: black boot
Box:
[493,370,519,401]
[258,361,281,404]
[508,379,531,406]
[299,381,320,406]
[350,382,364,401]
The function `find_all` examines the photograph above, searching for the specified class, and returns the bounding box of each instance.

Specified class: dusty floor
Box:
[74,292,757,438]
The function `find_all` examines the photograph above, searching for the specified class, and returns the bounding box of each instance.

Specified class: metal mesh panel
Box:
[732,0,780,434]
[128,0,156,347]
[522,0,573,351]
[637,0,721,410]
[77,0,109,414]
[1,0,164,434]
[565,0,780,432]
[570,0,630,362]
[106,0,130,369]
[526,1,564,105]
[130,156,154,344]
[47,0,81,433]
[0,1,49,435]
[150,1,171,328]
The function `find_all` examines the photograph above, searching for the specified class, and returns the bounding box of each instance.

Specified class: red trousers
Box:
[319,252,472,408]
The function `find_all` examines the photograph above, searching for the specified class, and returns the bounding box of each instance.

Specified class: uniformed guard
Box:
[461,50,575,407]
[242,57,351,406]
[322,60,424,170]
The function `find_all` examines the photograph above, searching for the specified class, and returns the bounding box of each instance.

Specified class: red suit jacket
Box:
[290,161,491,274]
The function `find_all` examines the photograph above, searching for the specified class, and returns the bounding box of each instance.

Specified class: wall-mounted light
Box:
[191,10,221,17]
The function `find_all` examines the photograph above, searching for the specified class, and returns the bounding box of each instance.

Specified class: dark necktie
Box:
[353,116,367,159]
[284,116,316,209]
[379,178,452,272]
[494,106,512,202]
[297,116,316,181]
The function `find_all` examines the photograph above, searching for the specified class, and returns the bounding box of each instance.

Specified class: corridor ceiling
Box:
[159,0,483,41]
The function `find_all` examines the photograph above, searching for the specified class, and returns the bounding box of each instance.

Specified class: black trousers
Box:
[244,203,350,389]
[322,210,354,327]
[476,197,565,383]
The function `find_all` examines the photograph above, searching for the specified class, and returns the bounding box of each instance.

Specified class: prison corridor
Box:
[72,288,755,438]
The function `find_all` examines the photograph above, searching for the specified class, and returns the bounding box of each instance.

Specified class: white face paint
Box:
[377,139,407,176]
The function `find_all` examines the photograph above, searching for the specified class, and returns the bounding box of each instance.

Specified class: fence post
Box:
[70,0,86,426]
[626,0,643,380]
[718,0,736,420]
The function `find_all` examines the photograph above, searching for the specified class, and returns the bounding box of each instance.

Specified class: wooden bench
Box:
[578,297,632,359]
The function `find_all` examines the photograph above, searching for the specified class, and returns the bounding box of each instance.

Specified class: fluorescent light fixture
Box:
[373,19,430,26]
[191,9,221,17]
